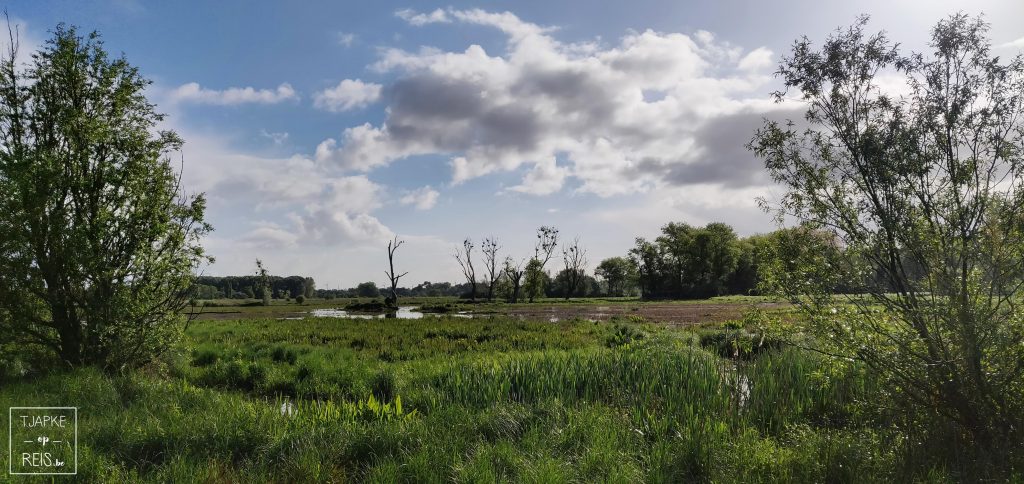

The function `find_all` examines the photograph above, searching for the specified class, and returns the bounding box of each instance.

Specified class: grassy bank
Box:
[0,314,988,481]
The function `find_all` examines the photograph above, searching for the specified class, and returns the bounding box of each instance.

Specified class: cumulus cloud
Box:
[169,82,298,105]
[738,47,773,72]
[400,186,440,210]
[313,79,383,112]
[508,157,568,195]
[316,8,783,196]
[176,128,393,248]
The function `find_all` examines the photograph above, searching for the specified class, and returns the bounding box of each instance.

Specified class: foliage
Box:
[0,26,210,369]
[3,309,1015,480]
[355,281,380,298]
[750,13,1024,459]
[595,256,638,296]
[630,222,743,299]
[522,258,549,302]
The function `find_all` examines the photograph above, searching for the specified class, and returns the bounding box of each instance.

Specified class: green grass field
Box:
[1,310,966,482]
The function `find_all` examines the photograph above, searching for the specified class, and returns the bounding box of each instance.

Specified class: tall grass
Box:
[0,315,970,481]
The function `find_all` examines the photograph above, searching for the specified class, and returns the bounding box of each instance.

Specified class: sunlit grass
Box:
[0,314,960,482]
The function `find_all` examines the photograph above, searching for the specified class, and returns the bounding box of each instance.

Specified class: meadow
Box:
[1,300,970,483]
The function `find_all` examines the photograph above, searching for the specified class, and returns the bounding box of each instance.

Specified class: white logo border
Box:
[8,406,78,476]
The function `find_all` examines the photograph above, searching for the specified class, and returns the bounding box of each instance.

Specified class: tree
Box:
[522,258,549,302]
[595,257,636,296]
[384,236,408,308]
[481,237,501,301]
[302,277,316,298]
[0,25,210,368]
[560,237,587,300]
[525,226,559,302]
[255,259,271,306]
[454,238,477,301]
[686,223,740,297]
[356,282,379,298]
[629,238,663,299]
[750,14,1024,454]
[503,257,526,303]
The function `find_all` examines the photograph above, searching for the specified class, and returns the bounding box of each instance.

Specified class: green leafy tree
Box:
[750,14,1024,454]
[595,257,637,296]
[0,26,211,368]
[522,258,547,302]
[356,282,380,298]
[685,223,740,297]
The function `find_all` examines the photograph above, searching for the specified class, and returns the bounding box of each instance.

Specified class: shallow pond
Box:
[306,306,474,320]
[302,306,561,321]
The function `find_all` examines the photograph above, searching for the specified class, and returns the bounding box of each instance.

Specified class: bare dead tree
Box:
[256,259,271,306]
[454,238,477,301]
[384,236,408,308]
[525,225,559,302]
[562,237,588,300]
[534,225,560,268]
[481,236,501,301]
[503,257,526,303]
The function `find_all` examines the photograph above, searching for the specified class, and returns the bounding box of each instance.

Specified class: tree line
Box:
[193,275,316,300]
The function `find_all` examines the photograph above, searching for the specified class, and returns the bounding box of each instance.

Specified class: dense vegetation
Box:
[2,313,960,482]
[752,13,1024,459]
[0,26,209,368]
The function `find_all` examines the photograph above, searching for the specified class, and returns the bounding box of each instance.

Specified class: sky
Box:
[6,0,1024,288]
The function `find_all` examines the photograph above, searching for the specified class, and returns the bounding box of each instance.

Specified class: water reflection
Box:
[305,307,585,323]
[310,306,426,319]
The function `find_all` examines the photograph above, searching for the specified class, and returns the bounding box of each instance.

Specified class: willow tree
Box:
[750,15,1024,452]
[0,26,210,369]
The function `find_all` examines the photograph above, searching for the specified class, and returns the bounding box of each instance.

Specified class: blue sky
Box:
[7,0,1024,288]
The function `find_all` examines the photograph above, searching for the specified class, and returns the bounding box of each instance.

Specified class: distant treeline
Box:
[628,222,781,299]
[194,221,853,301]
[193,275,316,300]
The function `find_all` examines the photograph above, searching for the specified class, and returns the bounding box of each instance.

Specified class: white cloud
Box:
[395,8,450,26]
[400,186,440,210]
[738,47,773,72]
[238,223,299,249]
[168,82,298,105]
[508,157,568,195]
[174,125,393,250]
[313,79,382,112]
[0,17,43,70]
[337,32,356,47]
[997,36,1024,49]
[318,8,784,197]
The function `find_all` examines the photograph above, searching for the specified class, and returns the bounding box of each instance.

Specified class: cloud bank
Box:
[314,8,786,197]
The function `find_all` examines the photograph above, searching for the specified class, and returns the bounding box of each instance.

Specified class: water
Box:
[309,306,436,319]
[304,306,583,323]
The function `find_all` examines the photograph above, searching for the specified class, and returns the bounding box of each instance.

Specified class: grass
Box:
[0,309,987,482]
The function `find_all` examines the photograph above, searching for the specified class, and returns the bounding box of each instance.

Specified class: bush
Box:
[295,295,306,304]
